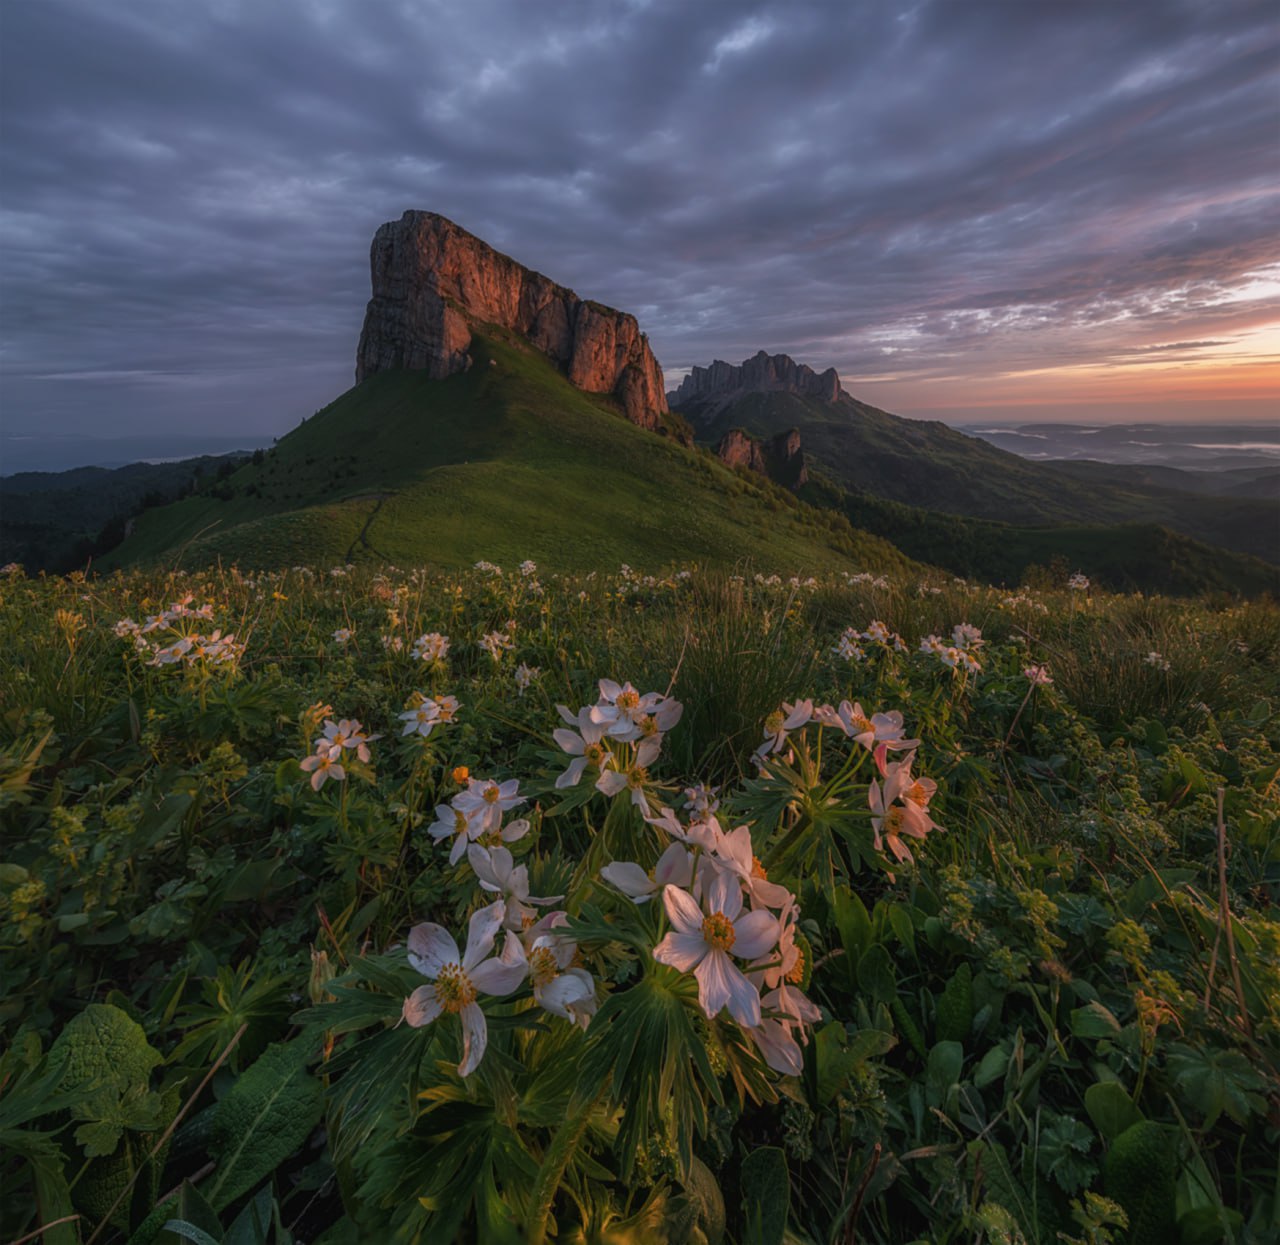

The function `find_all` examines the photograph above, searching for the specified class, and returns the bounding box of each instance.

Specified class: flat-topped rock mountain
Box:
[716,427,808,489]
[356,211,669,432]
[668,350,841,415]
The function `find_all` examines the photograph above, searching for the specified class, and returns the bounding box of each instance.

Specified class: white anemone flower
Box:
[755,700,814,759]
[709,825,792,909]
[399,698,441,738]
[299,748,345,791]
[653,872,779,1028]
[589,680,666,741]
[520,918,598,1029]
[600,841,693,903]
[466,843,562,928]
[812,701,919,754]
[746,1017,806,1076]
[401,902,527,1076]
[427,800,483,865]
[552,707,613,789]
[868,770,941,864]
[454,777,524,835]
[645,805,723,852]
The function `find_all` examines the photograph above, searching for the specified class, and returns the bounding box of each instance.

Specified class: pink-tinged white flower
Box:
[411,632,450,663]
[427,800,482,865]
[401,902,527,1076]
[920,634,946,655]
[552,706,613,789]
[300,747,346,791]
[317,718,380,764]
[519,559,538,577]
[833,630,866,662]
[595,763,654,813]
[589,680,666,741]
[381,634,405,653]
[479,630,514,662]
[1068,572,1090,591]
[332,627,354,646]
[433,694,461,724]
[1144,650,1171,671]
[645,806,723,852]
[454,777,524,835]
[514,663,540,696]
[653,873,780,1027]
[1023,664,1053,687]
[755,699,814,759]
[683,783,720,818]
[746,1018,805,1076]
[399,697,441,738]
[868,766,942,864]
[600,841,693,903]
[813,701,919,754]
[709,824,793,910]
[114,618,140,638]
[951,623,983,650]
[862,620,892,644]
[466,843,561,928]
[521,913,598,1029]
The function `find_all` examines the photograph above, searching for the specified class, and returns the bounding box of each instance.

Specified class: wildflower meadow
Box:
[1,560,1276,1244]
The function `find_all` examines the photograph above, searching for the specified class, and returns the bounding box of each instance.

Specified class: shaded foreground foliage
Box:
[1,561,1277,1244]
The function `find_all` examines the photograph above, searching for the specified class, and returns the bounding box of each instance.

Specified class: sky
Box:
[1,0,1277,461]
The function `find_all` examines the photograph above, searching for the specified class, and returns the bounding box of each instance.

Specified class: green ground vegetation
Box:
[2,560,1277,1243]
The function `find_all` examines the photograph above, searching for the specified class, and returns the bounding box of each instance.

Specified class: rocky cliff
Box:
[356,211,669,433]
[668,350,841,415]
[716,427,807,489]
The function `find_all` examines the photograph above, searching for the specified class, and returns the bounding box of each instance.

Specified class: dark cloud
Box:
[1,0,1276,461]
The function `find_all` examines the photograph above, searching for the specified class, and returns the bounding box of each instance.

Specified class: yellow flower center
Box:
[530,947,559,987]
[751,856,768,880]
[851,712,873,734]
[627,766,649,789]
[884,806,905,835]
[585,743,604,764]
[433,962,476,1014]
[764,711,784,735]
[907,780,928,804]
[639,715,659,736]
[616,690,640,711]
[786,944,806,985]
[701,912,736,952]
[453,811,469,835]
[483,787,500,804]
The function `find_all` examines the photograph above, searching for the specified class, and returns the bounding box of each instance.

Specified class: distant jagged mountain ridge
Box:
[356,211,672,435]
[669,350,840,414]
[669,350,1280,568]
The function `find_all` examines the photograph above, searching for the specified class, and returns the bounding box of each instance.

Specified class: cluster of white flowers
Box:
[552,679,684,812]
[381,635,405,653]
[402,894,596,1076]
[299,717,380,790]
[399,693,462,739]
[920,623,983,674]
[514,662,540,696]
[519,560,538,577]
[999,592,1049,614]
[115,596,244,668]
[1144,650,1172,672]
[411,632,450,663]
[479,628,515,662]
[869,752,942,865]
[427,776,528,865]
[844,571,890,589]
[473,560,503,576]
[603,807,819,1075]
[1068,572,1091,592]
[755,698,918,765]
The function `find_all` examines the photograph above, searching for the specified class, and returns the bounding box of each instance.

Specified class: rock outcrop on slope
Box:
[716,427,808,489]
[668,350,841,416]
[356,211,669,433]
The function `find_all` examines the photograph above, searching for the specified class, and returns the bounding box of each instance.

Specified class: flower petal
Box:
[662,884,705,935]
[600,861,656,899]
[461,901,505,970]
[653,930,708,973]
[706,869,742,922]
[401,985,443,1028]
[471,951,527,998]
[732,909,780,960]
[694,948,736,1020]
[458,1002,487,1076]
[407,923,458,979]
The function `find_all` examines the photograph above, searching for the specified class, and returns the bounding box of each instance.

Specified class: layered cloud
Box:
[1,0,1276,443]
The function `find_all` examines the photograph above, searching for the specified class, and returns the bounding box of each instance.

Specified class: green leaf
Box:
[855,945,895,1006]
[973,1043,1008,1090]
[1069,1001,1122,1039]
[1165,1045,1267,1129]
[1035,1113,1096,1194]
[814,1023,895,1105]
[740,1146,789,1245]
[206,1040,323,1210]
[926,1041,964,1109]
[224,1184,274,1245]
[161,1222,221,1245]
[1084,1081,1142,1142]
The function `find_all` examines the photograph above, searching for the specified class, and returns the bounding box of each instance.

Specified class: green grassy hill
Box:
[105,332,916,575]
[676,390,1280,565]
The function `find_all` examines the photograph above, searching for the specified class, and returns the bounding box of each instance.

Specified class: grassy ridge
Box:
[108,333,916,576]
